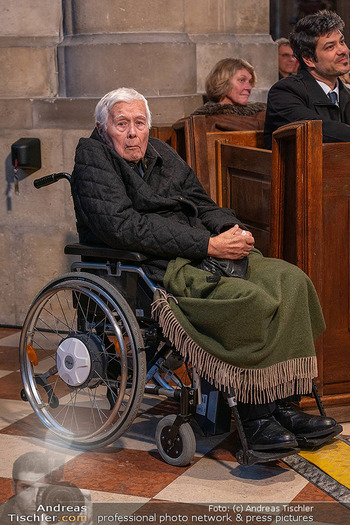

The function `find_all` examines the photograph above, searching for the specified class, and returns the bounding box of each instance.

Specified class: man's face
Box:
[104,100,149,162]
[278,44,298,77]
[11,470,47,514]
[304,29,350,85]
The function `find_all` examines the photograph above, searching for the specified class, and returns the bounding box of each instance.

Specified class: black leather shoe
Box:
[273,403,337,438]
[242,415,298,451]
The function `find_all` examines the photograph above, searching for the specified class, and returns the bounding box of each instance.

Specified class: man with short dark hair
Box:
[264,10,350,148]
[276,37,298,79]
[0,452,51,524]
[0,452,91,525]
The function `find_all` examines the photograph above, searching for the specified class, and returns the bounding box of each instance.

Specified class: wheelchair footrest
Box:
[297,423,343,449]
[235,447,300,466]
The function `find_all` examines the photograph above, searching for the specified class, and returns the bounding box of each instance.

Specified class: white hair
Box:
[95,87,152,132]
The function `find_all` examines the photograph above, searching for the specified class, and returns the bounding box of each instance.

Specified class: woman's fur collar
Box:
[192,100,266,116]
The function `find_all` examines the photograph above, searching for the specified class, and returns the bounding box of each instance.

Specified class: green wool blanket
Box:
[152,250,325,404]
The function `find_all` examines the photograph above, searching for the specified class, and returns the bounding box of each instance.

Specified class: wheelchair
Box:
[19,172,342,467]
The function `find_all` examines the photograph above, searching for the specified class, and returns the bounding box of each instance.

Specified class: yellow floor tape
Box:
[299,439,350,489]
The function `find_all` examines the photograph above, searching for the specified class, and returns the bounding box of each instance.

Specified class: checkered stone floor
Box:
[0,328,349,524]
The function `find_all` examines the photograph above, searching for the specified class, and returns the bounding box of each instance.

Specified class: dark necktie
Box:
[328,91,338,105]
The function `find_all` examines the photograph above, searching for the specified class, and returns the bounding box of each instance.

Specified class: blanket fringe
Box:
[152,289,317,404]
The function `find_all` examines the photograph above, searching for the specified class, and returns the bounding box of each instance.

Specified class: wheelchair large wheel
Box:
[19,272,146,449]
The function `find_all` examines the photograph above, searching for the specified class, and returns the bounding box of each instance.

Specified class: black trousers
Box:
[237,396,302,422]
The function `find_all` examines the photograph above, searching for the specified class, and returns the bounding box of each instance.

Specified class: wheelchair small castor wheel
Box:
[48,393,59,409]
[20,388,28,402]
[155,414,196,467]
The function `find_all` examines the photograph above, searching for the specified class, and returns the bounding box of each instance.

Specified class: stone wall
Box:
[58,0,275,102]
[0,0,275,326]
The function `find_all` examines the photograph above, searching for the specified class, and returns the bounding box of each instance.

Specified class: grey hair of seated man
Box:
[275,37,291,49]
[95,87,152,134]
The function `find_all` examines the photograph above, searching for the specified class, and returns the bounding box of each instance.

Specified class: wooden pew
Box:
[206,130,264,203]
[172,115,264,201]
[270,120,350,413]
[150,125,175,146]
[217,141,271,256]
[172,118,193,165]
[217,119,350,416]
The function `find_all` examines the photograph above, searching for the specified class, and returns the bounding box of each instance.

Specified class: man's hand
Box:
[207,224,255,259]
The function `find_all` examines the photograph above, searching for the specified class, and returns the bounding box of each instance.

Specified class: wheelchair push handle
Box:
[34,172,71,189]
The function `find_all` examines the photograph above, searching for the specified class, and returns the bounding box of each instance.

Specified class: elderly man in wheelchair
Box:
[20,87,342,467]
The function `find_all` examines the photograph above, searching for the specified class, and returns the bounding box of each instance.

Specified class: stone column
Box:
[59,0,275,115]
[0,0,77,326]
[0,0,61,98]
[187,0,276,101]
[58,0,201,123]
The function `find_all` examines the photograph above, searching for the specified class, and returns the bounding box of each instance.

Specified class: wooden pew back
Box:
[191,115,264,200]
[206,130,264,202]
[172,114,264,200]
[150,126,175,146]
[217,141,271,256]
[321,141,350,395]
[270,120,324,285]
[172,118,193,164]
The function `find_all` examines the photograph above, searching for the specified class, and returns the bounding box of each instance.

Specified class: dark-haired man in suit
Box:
[264,10,350,148]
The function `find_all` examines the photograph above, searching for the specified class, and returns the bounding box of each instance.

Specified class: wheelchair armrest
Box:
[64,243,148,263]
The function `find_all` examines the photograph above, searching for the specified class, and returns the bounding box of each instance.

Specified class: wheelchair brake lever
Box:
[34,365,59,408]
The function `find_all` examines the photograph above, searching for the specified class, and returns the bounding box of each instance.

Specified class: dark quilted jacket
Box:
[71,129,243,283]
